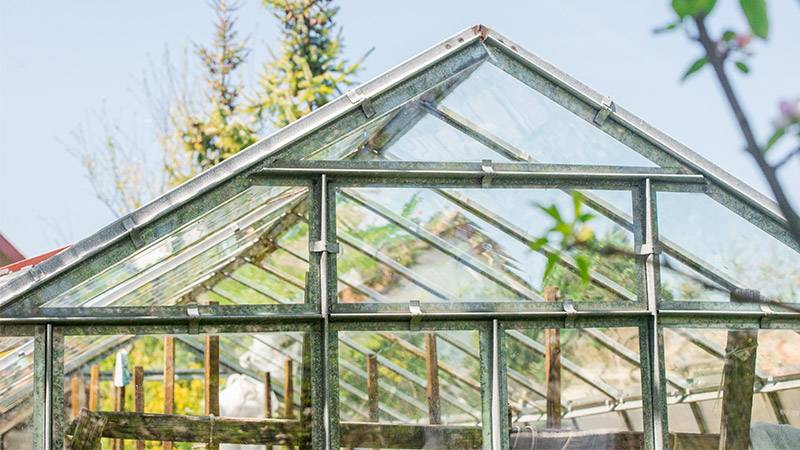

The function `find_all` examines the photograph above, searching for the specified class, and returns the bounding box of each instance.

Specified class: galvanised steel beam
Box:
[255,160,706,189]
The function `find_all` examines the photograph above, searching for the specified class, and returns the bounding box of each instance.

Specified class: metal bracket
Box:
[346,87,376,119]
[310,240,340,254]
[481,159,494,188]
[563,300,578,328]
[593,96,614,126]
[186,304,201,334]
[759,303,773,328]
[636,243,658,257]
[409,300,422,329]
[29,264,45,282]
[122,216,144,248]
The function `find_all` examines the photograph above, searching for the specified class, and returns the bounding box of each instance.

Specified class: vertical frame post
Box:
[635,178,667,450]
[32,326,47,450]
[51,327,64,450]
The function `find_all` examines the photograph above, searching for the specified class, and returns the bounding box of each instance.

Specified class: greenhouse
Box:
[0,25,798,450]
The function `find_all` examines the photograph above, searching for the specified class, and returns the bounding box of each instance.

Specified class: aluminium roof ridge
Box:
[0,24,791,308]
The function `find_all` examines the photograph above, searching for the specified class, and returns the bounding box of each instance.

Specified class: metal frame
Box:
[0,24,797,450]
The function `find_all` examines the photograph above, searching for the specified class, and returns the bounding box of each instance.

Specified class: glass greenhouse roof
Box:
[0,25,797,450]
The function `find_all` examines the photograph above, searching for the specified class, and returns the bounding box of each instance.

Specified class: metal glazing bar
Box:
[255,161,706,186]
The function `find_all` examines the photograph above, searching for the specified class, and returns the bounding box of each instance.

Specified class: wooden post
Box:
[88,365,100,411]
[283,358,294,418]
[112,386,125,450]
[163,336,175,450]
[205,330,220,450]
[264,372,272,418]
[718,329,758,450]
[367,354,379,422]
[424,332,441,424]
[544,286,562,429]
[134,366,145,450]
[71,374,83,420]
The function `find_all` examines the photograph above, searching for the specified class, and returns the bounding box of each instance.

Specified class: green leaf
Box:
[672,0,717,18]
[575,254,592,284]
[765,127,786,152]
[653,21,680,34]
[735,61,750,74]
[722,30,737,41]
[577,212,595,224]
[740,0,769,39]
[681,56,708,82]
[571,191,584,220]
[543,253,561,280]
[530,237,550,251]
[537,204,563,223]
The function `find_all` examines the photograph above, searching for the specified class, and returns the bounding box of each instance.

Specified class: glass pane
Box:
[336,187,636,303]
[657,193,800,303]
[439,63,658,167]
[63,331,312,449]
[0,337,34,450]
[45,186,310,307]
[505,326,644,449]
[337,330,482,449]
[664,328,800,449]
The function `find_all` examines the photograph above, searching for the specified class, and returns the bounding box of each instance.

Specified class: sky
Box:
[1,1,798,257]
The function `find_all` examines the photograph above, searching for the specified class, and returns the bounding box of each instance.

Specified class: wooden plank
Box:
[163,336,175,450]
[264,371,272,419]
[88,365,100,411]
[70,375,83,420]
[544,286,562,429]
[205,331,220,450]
[66,410,722,449]
[718,329,758,450]
[424,332,442,425]
[134,366,145,450]
[283,358,294,418]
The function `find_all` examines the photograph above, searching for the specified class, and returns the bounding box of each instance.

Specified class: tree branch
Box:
[693,16,800,244]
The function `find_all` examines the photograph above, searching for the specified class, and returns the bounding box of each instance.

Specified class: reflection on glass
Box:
[505,327,643,450]
[0,337,34,450]
[336,187,635,303]
[439,63,659,167]
[46,187,310,308]
[337,330,482,449]
[664,328,800,449]
[62,332,310,449]
[658,193,800,303]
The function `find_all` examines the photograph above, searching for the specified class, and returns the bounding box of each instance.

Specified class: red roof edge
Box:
[0,246,70,274]
[0,233,25,263]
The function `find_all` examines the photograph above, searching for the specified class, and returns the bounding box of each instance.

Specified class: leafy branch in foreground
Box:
[656,0,800,244]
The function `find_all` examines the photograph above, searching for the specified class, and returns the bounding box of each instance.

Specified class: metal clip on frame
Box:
[481,160,494,188]
[187,304,201,334]
[593,96,614,126]
[310,240,340,254]
[122,216,144,248]
[759,303,773,329]
[346,87,376,119]
[409,300,422,330]
[563,299,578,328]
